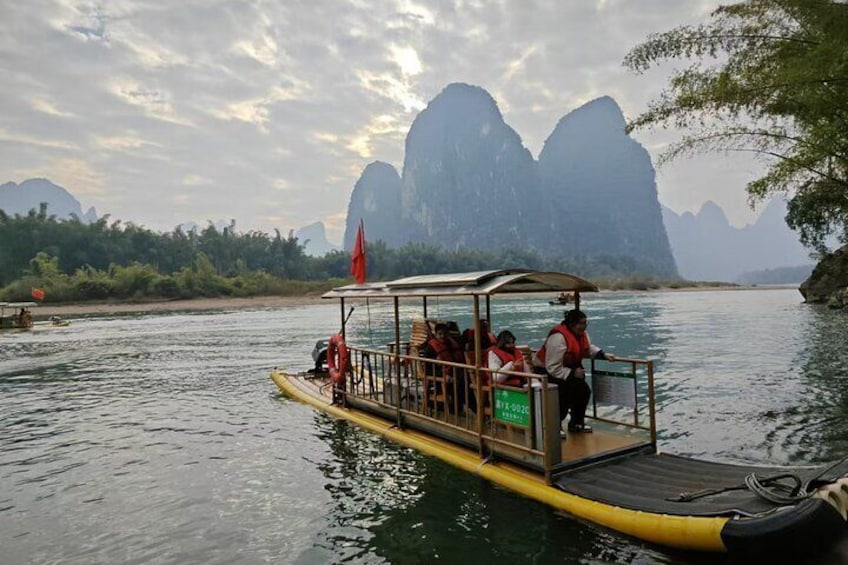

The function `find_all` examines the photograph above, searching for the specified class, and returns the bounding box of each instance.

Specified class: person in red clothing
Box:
[420,323,468,412]
[487,330,526,387]
[532,309,616,434]
[421,323,464,364]
[461,318,497,354]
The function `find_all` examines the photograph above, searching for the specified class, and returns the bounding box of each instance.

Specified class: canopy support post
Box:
[394,296,403,430]
[340,298,346,339]
[473,295,485,457]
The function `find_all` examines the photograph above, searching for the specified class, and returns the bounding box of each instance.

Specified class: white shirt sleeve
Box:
[544,333,572,380]
[488,350,515,383]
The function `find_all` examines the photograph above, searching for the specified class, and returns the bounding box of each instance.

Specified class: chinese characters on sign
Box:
[592,371,636,408]
[494,388,531,427]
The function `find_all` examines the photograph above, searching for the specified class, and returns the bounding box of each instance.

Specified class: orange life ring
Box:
[327,333,348,386]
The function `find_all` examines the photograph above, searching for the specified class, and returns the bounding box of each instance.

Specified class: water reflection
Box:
[304,415,689,564]
[2,290,848,564]
[781,304,848,464]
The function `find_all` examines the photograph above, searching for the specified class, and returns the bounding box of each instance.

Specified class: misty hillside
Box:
[344,161,402,252]
[295,221,340,256]
[0,178,97,221]
[662,198,812,282]
[538,96,675,276]
[398,83,541,251]
[344,84,677,278]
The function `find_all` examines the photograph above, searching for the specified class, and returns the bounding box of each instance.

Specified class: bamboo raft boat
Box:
[271,269,848,559]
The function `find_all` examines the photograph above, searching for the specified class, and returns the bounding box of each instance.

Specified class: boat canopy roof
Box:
[322,269,599,299]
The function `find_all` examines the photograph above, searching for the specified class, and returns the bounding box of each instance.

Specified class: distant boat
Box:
[0,301,36,330]
[0,302,70,331]
[271,269,848,560]
[549,292,573,306]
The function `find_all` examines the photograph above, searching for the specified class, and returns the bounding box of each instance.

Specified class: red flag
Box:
[350,220,366,284]
[31,288,45,301]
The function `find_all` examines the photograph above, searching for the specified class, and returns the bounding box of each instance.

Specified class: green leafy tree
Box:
[624,0,848,250]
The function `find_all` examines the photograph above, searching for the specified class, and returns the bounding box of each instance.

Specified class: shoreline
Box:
[27,284,798,318]
[32,295,326,317]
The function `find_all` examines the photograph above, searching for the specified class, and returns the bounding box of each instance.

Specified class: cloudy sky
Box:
[1,0,769,244]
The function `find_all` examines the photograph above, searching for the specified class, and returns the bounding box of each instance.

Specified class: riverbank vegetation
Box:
[0,209,725,303]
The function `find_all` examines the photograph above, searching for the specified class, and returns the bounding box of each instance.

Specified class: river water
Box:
[1,288,847,564]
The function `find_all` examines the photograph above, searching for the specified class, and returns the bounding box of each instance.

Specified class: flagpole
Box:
[363,219,373,345]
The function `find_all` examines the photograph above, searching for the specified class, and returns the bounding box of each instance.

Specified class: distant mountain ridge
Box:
[295,221,340,256]
[0,178,97,222]
[345,83,677,278]
[662,198,813,282]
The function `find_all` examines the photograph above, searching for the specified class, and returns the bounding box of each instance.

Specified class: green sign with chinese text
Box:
[494,388,531,427]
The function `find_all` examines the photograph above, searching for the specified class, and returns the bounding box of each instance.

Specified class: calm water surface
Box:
[2,289,848,564]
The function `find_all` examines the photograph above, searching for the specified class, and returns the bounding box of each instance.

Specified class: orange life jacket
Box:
[535,324,590,369]
[489,346,525,386]
[426,337,464,363]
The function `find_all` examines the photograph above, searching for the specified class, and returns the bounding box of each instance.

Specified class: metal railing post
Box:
[473,296,484,456]
[542,374,552,485]
[394,297,402,429]
[340,298,345,339]
[647,360,656,446]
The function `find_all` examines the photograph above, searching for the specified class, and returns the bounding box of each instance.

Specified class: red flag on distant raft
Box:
[31,288,45,301]
[350,220,366,285]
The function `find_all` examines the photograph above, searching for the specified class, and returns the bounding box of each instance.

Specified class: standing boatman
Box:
[532,309,616,436]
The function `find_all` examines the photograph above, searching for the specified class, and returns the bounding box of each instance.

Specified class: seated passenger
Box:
[420,323,464,369]
[461,318,496,353]
[420,323,468,411]
[487,330,526,387]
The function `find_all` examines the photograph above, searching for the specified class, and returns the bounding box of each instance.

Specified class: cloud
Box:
[109,79,192,126]
[0,128,78,150]
[31,98,75,118]
[210,78,311,133]
[14,158,105,196]
[346,114,408,159]
[1,0,763,234]
[93,135,160,151]
[390,45,422,76]
[502,45,539,81]
[233,33,280,67]
[182,174,212,186]
[357,69,425,113]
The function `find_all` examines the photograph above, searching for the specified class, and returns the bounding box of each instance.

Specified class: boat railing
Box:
[344,345,656,480]
[345,346,563,480]
[589,357,657,444]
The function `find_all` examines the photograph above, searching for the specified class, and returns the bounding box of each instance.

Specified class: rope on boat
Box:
[744,473,809,505]
[668,454,848,506]
[668,472,811,504]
